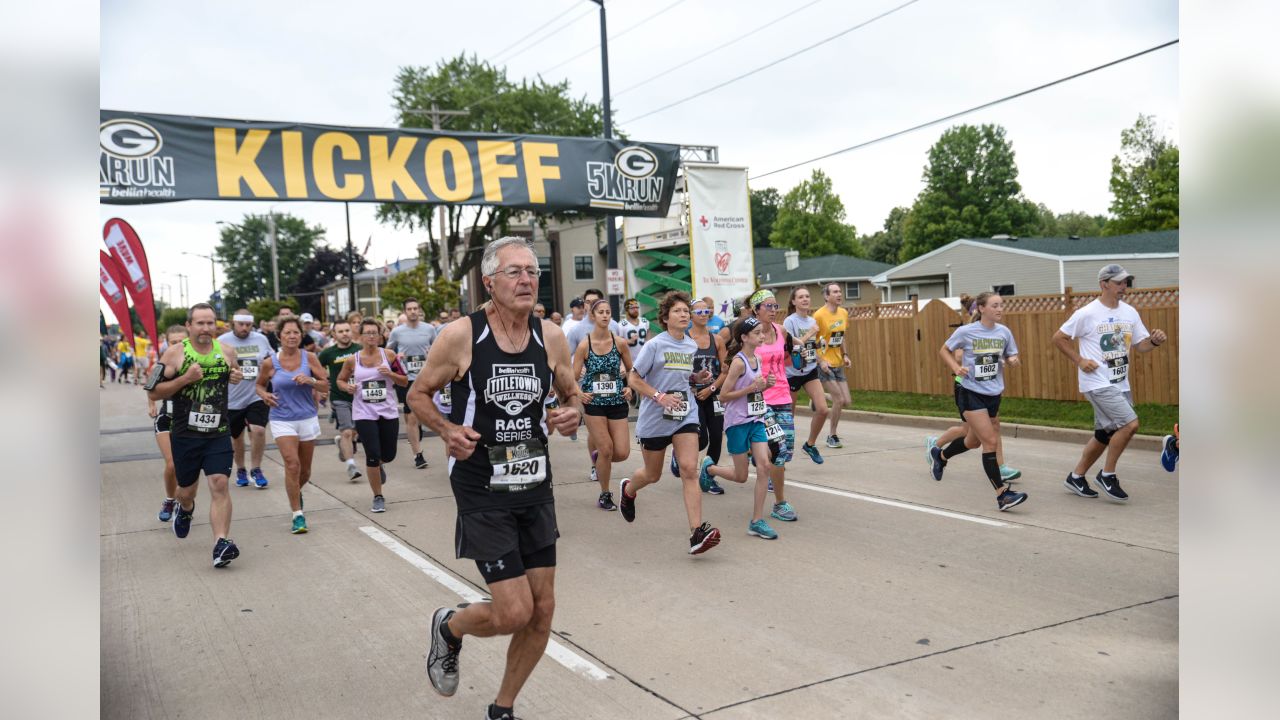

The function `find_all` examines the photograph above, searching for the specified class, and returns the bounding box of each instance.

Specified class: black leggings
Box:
[354,417,399,466]
[696,393,724,464]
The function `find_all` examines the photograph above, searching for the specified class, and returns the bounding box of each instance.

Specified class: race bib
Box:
[828,331,845,348]
[439,383,452,406]
[763,413,785,442]
[405,354,425,374]
[802,340,817,363]
[1107,356,1129,384]
[188,403,221,432]
[973,353,999,381]
[591,373,619,396]
[360,379,388,403]
[712,397,725,416]
[662,390,690,420]
[238,358,259,379]
[747,391,766,417]
[487,439,548,493]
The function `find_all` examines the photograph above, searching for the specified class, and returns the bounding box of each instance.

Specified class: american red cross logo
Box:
[699,215,708,228]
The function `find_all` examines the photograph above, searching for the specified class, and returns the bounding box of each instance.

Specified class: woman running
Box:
[256,317,329,533]
[573,299,634,511]
[620,292,721,555]
[150,325,188,522]
[783,287,829,464]
[688,298,728,494]
[926,292,1028,511]
[699,317,781,540]
[339,320,408,514]
[747,289,799,523]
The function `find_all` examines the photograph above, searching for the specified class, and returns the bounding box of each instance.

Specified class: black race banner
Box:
[99,110,681,216]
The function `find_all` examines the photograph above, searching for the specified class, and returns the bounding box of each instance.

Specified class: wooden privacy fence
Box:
[842,287,1179,404]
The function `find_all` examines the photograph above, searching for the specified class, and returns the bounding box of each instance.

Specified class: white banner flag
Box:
[686,165,754,321]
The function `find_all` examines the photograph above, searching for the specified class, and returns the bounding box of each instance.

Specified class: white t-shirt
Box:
[1058,298,1150,393]
[560,315,585,340]
[618,316,650,348]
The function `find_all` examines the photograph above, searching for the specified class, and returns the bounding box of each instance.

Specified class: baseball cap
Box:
[300,312,315,322]
[569,297,584,308]
[1097,264,1134,284]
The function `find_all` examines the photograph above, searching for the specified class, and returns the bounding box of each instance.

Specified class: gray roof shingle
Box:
[965,230,1178,257]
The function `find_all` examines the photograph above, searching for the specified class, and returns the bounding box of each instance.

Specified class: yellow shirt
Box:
[135,336,151,359]
[813,305,849,365]
[116,340,131,356]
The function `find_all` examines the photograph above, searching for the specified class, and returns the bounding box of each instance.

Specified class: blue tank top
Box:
[269,350,318,421]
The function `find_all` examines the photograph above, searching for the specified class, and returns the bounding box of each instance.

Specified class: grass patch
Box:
[793,389,1177,436]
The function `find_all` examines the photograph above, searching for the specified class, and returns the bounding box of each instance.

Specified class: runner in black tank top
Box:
[403,237,583,720]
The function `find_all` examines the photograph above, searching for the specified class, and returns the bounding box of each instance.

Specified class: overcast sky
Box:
[100,0,1178,313]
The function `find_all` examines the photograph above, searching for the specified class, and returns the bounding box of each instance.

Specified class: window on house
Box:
[574,255,594,281]
[992,284,1015,296]
[844,282,861,300]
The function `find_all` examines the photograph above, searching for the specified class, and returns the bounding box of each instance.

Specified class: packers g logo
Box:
[615,146,657,180]
[100,119,163,159]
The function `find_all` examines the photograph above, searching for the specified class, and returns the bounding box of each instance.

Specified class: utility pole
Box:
[345,202,357,317]
[177,273,188,307]
[592,0,621,319]
[405,103,468,281]
[266,211,280,300]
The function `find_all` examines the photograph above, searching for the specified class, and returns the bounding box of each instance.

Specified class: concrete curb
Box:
[792,407,1165,451]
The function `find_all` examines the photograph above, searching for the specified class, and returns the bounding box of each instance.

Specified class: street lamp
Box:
[217,215,279,300]
[183,251,220,315]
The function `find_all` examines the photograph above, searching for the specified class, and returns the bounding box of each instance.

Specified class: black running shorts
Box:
[585,402,629,420]
[640,422,699,451]
[787,368,820,393]
[455,503,559,581]
[229,401,269,439]
[955,386,1001,421]
[170,434,234,488]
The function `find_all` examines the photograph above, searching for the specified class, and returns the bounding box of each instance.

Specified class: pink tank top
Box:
[755,322,791,406]
[352,349,400,421]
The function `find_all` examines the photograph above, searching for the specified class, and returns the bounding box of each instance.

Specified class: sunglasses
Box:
[760,303,781,310]
[692,309,712,316]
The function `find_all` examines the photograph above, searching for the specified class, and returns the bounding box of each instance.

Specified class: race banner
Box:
[100,251,135,347]
[686,164,755,321]
[103,218,159,343]
[99,110,681,216]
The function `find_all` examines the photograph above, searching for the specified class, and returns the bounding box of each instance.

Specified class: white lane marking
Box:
[784,481,1013,528]
[359,526,611,681]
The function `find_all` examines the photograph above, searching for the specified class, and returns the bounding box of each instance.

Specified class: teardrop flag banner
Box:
[100,250,135,347]
[103,218,158,343]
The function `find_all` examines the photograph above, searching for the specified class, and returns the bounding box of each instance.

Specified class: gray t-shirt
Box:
[783,313,819,377]
[945,321,1018,396]
[566,318,621,356]
[387,321,438,380]
[631,331,700,438]
[216,330,273,410]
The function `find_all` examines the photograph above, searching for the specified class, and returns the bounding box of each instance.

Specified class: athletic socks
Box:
[439,615,460,645]
[941,439,969,461]
[1100,471,1117,478]
[1069,472,1084,480]
[982,451,1002,490]
[293,510,303,519]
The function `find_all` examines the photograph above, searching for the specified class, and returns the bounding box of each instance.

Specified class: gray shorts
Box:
[819,365,847,384]
[1084,386,1137,431]
[332,400,354,431]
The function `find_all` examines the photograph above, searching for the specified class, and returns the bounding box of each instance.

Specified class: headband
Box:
[741,316,761,331]
[590,298,611,312]
[749,289,774,308]
[233,314,254,323]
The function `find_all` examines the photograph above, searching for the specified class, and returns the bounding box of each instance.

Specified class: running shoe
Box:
[597,491,616,511]
[415,452,428,469]
[928,446,946,481]
[426,607,461,697]
[1160,434,1179,472]
[347,464,362,482]
[1096,472,1129,502]
[173,501,194,539]
[371,495,386,513]
[252,467,268,488]
[1000,464,1022,482]
[619,479,636,523]
[670,453,680,479]
[291,514,308,534]
[997,489,1028,512]
[212,537,240,567]
[688,522,721,555]
[801,442,824,464]
[706,480,725,496]
[771,501,797,522]
[590,465,598,484]
[747,519,778,540]
[1064,473,1099,498]
[698,457,714,492]
[235,468,250,487]
[158,497,176,523]
[924,436,938,456]
[825,435,843,449]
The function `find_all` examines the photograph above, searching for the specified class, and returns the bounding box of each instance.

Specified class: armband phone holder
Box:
[144,362,166,391]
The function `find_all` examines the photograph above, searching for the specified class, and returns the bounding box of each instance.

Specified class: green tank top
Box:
[171,338,232,437]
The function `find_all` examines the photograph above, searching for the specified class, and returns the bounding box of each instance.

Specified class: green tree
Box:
[248,298,298,322]
[158,307,187,332]
[899,124,1040,261]
[768,169,861,258]
[288,247,368,319]
[749,188,781,247]
[1104,114,1179,235]
[214,213,326,312]
[1056,211,1108,238]
[861,205,910,264]
[378,54,605,281]
[379,245,462,316]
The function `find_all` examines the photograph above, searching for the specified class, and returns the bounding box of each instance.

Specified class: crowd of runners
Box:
[129,237,1177,720]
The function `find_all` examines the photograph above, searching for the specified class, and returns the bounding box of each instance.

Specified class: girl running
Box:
[338,320,409,514]
[573,299,634,511]
[783,287,829,464]
[699,317,780,539]
[688,298,728,494]
[256,317,329,533]
[619,292,721,555]
[748,289,799,523]
[926,292,1028,511]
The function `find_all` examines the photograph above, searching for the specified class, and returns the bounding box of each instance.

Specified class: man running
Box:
[147,303,244,567]
[617,297,650,350]
[318,319,363,481]
[217,309,272,489]
[151,324,188,522]
[813,282,852,448]
[387,297,438,470]
[559,297,586,339]
[410,237,581,720]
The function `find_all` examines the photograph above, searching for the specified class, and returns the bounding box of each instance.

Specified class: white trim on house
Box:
[873,240,1179,285]
[766,274,879,287]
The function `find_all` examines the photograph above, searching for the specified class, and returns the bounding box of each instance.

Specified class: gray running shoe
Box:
[426,607,461,696]
[347,463,362,482]
[371,495,386,513]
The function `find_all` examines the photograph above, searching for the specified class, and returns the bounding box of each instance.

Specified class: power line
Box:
[614,0,828,98]
[750,39,1180,181]
[623,0,923,124]
[485,2,583,65]
[539,0,690,77]
[496,5,598,66]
